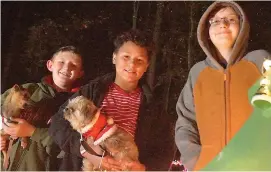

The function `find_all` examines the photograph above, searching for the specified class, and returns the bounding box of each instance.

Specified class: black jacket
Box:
[48,73,154,171]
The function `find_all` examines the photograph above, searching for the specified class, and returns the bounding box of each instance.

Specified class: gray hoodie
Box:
[175,1,270,171]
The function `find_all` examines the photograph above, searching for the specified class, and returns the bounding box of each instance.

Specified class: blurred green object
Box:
[203,79,271,171]
[252,97,271,111]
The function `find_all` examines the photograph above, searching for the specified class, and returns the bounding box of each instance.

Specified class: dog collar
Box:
[1,115,7,129]
[1,115,12,127]
[82,113,117,145]
[94,124,117,145]
[82,113,107,137]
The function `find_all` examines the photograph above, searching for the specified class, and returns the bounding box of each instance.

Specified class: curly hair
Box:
[113,29,154,61]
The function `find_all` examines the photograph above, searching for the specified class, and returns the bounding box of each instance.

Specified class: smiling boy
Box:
[175,1,271,171]
[1,46,84,170]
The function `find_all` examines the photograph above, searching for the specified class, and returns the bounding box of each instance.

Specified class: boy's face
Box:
[47,51,83,89]
[209,7,240,50]
[113,41,149,84]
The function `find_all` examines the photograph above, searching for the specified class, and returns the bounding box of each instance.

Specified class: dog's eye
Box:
[23,93,29,99]
[64,107,72,112]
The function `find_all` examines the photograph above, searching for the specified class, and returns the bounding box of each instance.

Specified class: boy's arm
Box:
[48,93,81,157]
[2,117,55,154]
[175,73,201,171]
[31,128,54,152]
[48,85,91,157]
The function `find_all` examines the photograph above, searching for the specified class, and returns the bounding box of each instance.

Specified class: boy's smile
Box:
[59,71,71,78]
[216,30,231,36]
[124,69,136,75]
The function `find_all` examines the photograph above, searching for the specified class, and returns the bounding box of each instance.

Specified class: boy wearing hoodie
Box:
[0,46,84,171]
[175,1,270,171]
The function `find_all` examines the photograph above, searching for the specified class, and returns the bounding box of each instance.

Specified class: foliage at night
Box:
[1,1,271,170]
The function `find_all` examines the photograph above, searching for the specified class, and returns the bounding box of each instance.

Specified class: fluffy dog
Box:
[1,84,60,170]
[1,84,30,169]
[63,95,139,171]
[1,84,31,146]
[2,84,30,119]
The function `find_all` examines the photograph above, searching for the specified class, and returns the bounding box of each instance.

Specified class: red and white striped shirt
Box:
[101,83,142,137]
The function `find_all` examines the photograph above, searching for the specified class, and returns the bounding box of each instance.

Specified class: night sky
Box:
[1,1,271,170]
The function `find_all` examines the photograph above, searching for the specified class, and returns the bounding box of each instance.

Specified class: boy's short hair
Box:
[52,46,82,60]
[51,45,84,70]
[113,29,154,61]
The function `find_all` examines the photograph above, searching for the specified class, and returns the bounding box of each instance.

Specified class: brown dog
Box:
[2,84,30,119]
[1,84,30,169]
[63,95,139,171]
[1,84,60,170]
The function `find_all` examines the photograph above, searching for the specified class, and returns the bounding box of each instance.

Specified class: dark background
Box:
[1,1,271,170]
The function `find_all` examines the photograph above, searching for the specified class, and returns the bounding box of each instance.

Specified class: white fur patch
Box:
[94,125,118,145]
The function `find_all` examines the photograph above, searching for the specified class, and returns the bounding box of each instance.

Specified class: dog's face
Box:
[11,84,30,110]
[63,96,98,133]
[3,84,31,118]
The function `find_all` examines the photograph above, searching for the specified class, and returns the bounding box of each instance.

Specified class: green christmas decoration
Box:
[203,60,271,171]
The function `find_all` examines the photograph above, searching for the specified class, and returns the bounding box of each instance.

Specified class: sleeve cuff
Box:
[30,128,49,142]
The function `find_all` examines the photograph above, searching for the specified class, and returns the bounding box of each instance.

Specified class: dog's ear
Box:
[86,101,98,115]
[13,84,21,92]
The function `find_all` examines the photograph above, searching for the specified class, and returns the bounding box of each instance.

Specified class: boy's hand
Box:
[0,134,9,151]
[3,118,36,138]
[122,160,146,171]
[82,152,122,171]
[101,156,122,171]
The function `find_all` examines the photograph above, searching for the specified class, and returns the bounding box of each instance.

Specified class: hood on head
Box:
[197,1,250,70]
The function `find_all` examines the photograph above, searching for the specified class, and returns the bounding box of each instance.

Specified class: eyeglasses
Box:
[209,16,239,26]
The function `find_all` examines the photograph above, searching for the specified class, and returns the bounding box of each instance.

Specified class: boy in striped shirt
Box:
[49,29,154,171]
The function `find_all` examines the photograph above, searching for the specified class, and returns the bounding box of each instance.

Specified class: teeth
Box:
[125,69,135,73]
[60,72,71,77]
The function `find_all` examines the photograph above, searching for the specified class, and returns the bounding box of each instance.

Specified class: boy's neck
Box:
[53,83,71,92]
[114,77,139,93]
[216,48,232,63]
